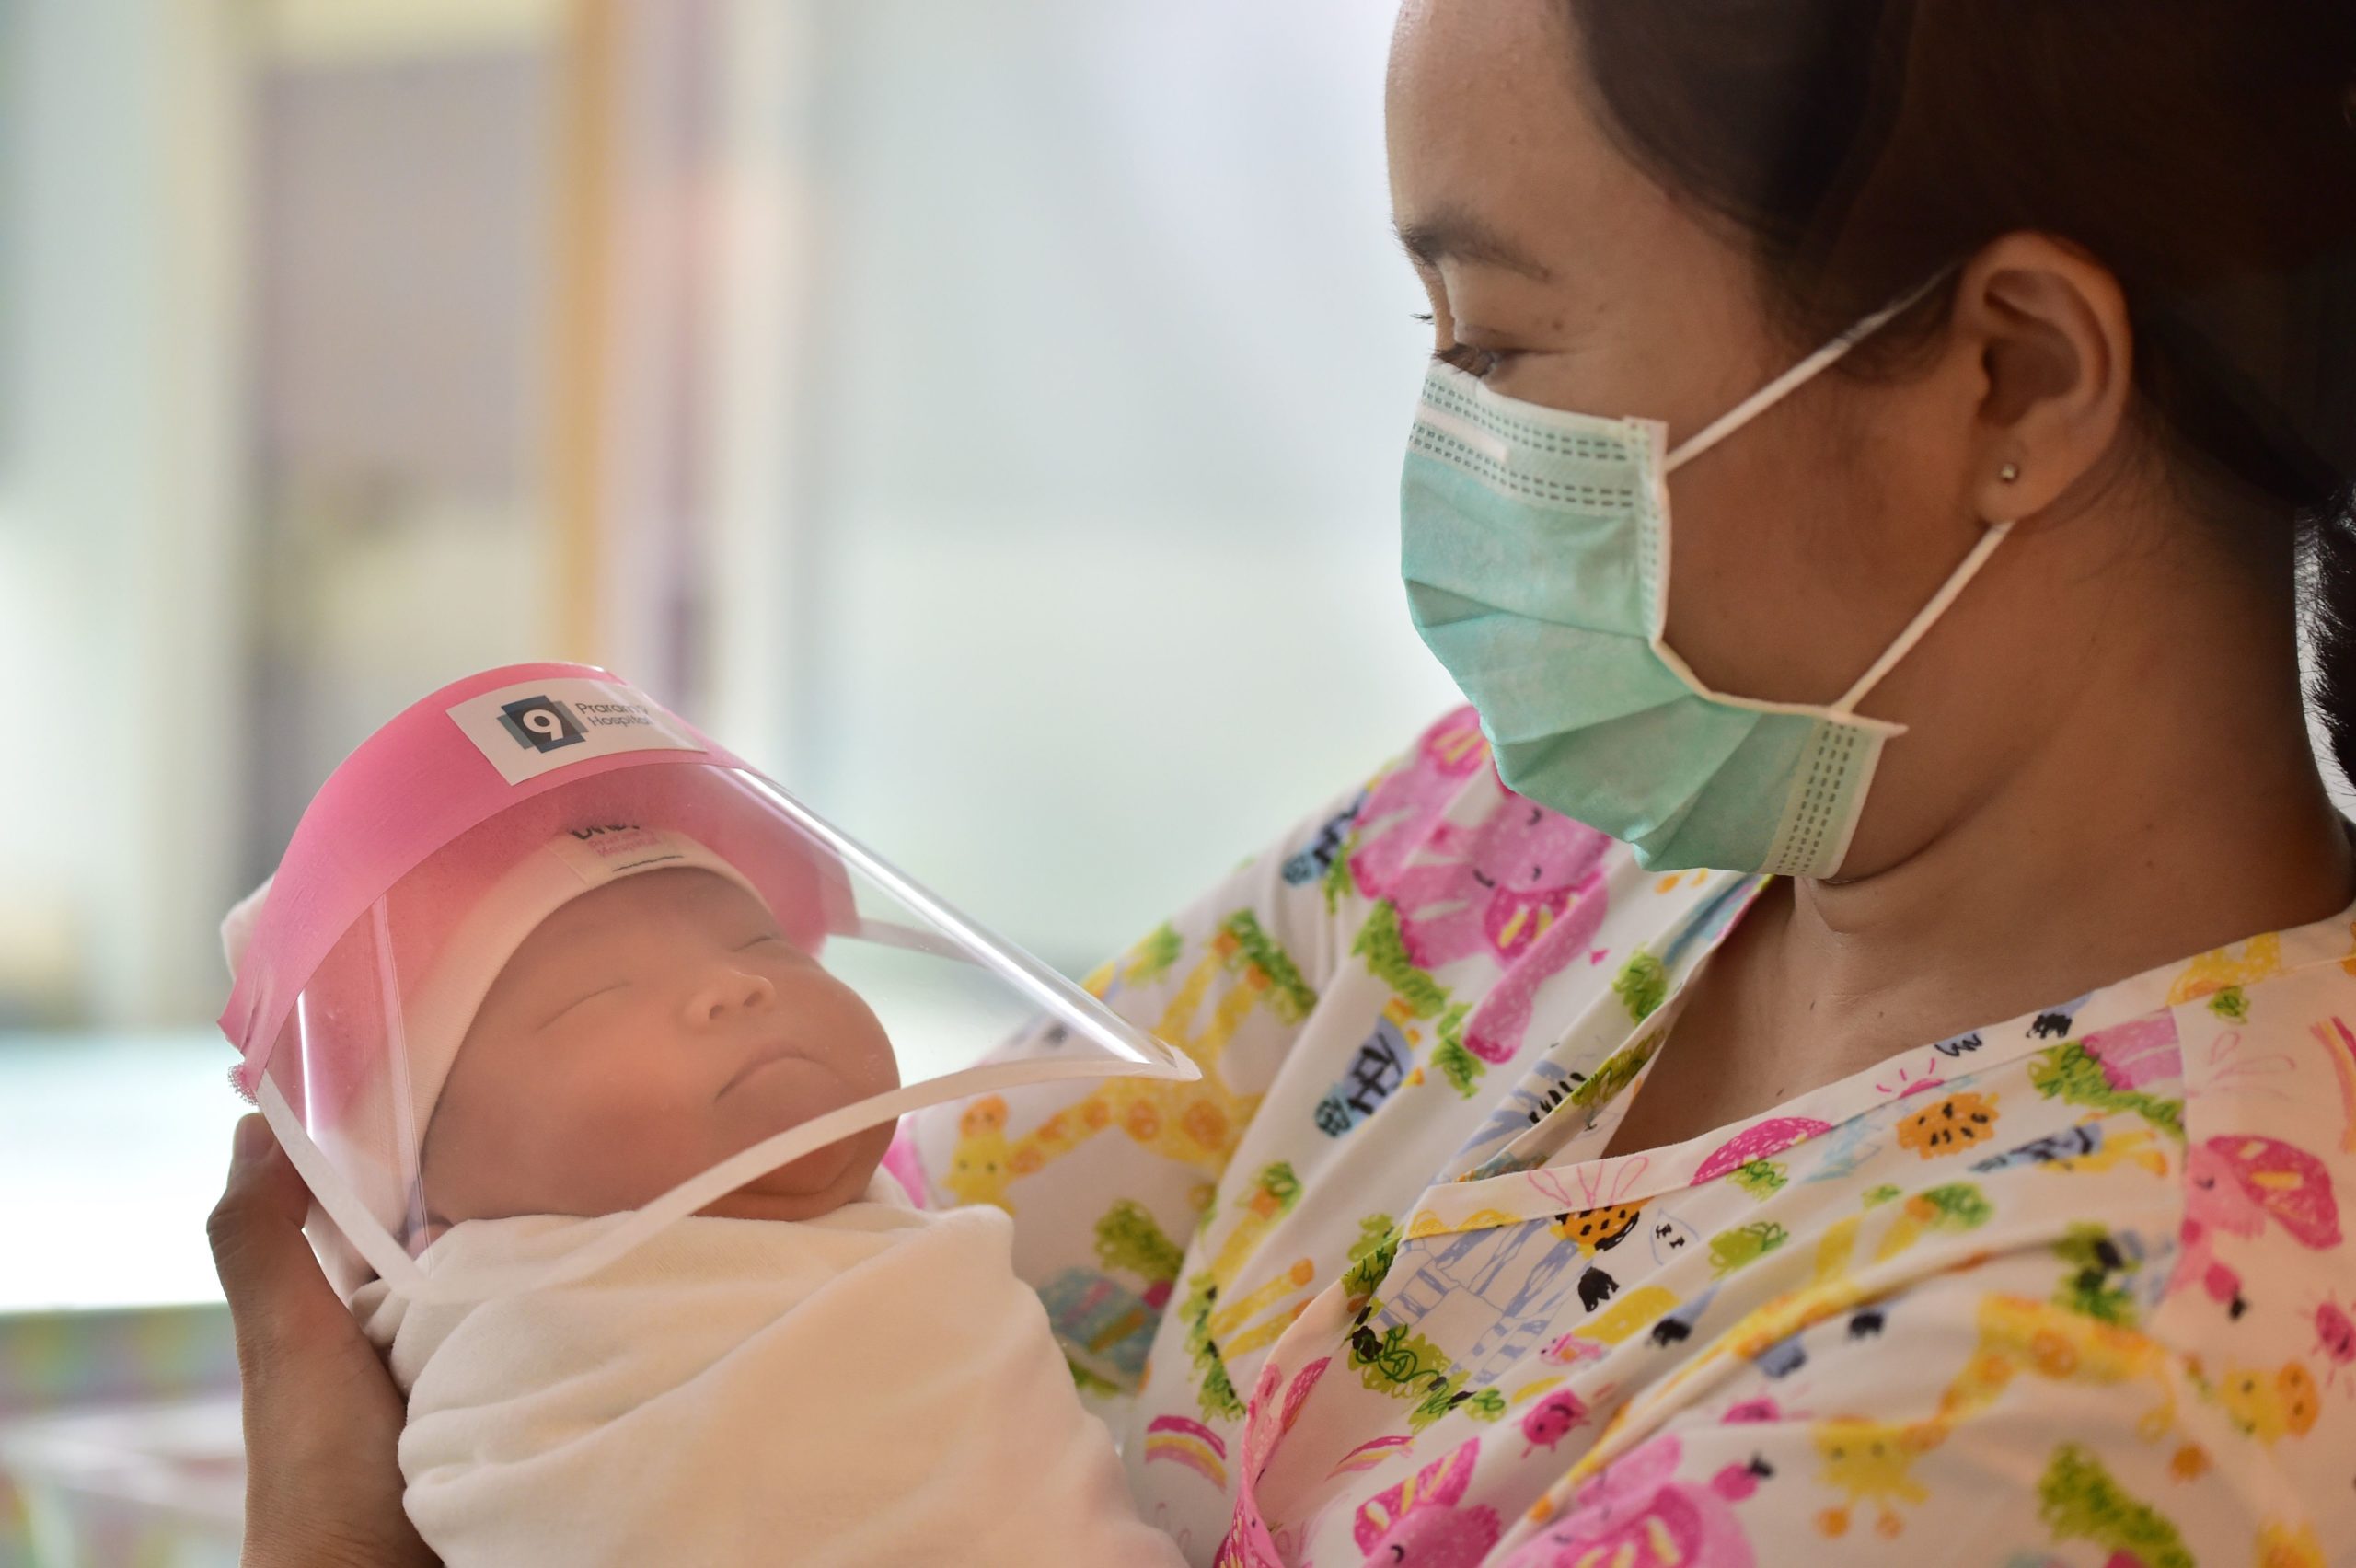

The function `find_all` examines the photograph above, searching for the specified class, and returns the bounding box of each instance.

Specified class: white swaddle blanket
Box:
[352,1179,1184,1567]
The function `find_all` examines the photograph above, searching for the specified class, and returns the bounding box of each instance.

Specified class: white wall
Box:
[777,0,1461,969]
[0,0,248,1026]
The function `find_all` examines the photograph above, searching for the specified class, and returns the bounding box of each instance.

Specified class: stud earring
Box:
[1998,461,2022,484]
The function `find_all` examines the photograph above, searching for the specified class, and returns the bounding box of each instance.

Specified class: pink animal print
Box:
[2313,1295,2356,1394]
[879,1119,930,1207]
[1721,1397,1784,1425]
[1500,1434,1757,1568]
[1213,1357,1334,1568]
[1351,708,1491,902]
[2172,1134,2341,1314]
[1352,1437,1504,1568]
[2080,1015,2182,1093]
[1692,1117,1836,1183]
[1390,801,1614,1064]
[1521,1389,1590,1456]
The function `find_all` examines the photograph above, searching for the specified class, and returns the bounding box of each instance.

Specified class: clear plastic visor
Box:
[249,764,1194,1302]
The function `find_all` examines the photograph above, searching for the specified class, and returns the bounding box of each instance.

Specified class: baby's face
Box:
[421,868,899,1230]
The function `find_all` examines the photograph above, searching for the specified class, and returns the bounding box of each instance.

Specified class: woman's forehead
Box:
[1386,0,1695,288]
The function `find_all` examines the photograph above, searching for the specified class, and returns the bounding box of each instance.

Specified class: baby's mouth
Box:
[718,1037,824,1099]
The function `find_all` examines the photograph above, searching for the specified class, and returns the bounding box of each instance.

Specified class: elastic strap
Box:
[1833,522,2015,715]
[1666,271,1954,473]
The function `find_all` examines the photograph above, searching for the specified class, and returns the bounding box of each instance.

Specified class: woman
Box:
[212,1,2356,1562]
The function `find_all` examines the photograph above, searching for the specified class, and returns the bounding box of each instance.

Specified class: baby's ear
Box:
[221,875,275,977]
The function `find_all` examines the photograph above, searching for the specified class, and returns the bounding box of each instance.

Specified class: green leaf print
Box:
[1461,1388,1507,1424]
[1126,923,1186,986]
[2207,986,2249,1022]
[1093,1201,1184,1286]
[1571,1028,1663,1111]
[1612,951,1670,1022]
[1876,1182,1994,1261]
[1731,1159,1789,1199]
[1863,1183,1903,1207]
[1348,1319,1458,1423]
[1352,901,1453,1021]
[1433,1004,1485,1099]
[2036,1444,2193,1568]
[1179,1271,1247,1423]
[1708,1220,1790,1275]
[1253,1160,1304,1214]
[2050,1224,2141,1328]
[1344,1215,1399,1296]
[1321,830,1360,913]
[1068,1359,1123,1398]
[1410,1376,1471,1433]
[1196,1354,1243,1424]
[1917,1182,1994,1229]
[2028,1043,2186,1141]
[1219,911,1319,1023]
[1432,1041,1484,1099]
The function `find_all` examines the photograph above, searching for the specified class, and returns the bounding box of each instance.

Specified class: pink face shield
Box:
[219,663,1195,1302]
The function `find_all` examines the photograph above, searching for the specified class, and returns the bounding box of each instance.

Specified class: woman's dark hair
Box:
[1564,0,2356,791]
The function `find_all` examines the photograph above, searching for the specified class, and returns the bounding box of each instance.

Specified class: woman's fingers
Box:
[208,1116,347,1360]
[209,1114,440,1568]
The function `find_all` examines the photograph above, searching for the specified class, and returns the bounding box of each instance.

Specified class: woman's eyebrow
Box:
[1394,207,1555,282]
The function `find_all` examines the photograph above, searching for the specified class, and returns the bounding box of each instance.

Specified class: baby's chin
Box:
[697,1122,895,1223]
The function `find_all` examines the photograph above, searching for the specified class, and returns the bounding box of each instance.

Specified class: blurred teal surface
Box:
[0,1033,244,1562]
[0,1032,244,1314]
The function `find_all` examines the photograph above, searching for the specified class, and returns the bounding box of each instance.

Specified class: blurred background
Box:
[0,0,1454,1557]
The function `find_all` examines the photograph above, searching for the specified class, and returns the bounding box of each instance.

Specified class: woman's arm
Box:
[207,1115,439,1568]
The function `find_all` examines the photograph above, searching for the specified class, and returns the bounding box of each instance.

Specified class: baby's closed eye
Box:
[539,981,630,1027]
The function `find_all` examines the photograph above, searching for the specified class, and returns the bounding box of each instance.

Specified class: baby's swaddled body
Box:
[322,834,1181,1566]
[356,1172,1183,1568]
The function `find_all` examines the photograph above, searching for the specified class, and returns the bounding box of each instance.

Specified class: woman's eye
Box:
[1435,341,1515,380]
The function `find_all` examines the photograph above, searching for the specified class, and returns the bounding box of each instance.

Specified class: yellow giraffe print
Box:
[1567,1184,1984,1487]
[1201,1165,1319,1360]
[1207,1259,1320,1360]
[1938,1294,2177,1441]
[1810,1293,2180,1539]
[941,1096,1016,1209]
[2165,932,2284,1006]
[945,917,1299,1211]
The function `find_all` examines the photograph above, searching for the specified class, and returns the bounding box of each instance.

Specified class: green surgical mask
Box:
[1402,282,2013,878]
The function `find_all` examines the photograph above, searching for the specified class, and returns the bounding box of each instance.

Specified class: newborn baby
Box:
[344,829,1181,1568]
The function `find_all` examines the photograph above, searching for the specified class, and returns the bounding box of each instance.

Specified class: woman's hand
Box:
[208,1114,439,1568]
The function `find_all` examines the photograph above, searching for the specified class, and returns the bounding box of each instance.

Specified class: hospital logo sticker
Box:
[498,695,587,753]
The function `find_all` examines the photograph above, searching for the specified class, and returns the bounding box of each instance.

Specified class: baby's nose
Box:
[687,969,777,1026]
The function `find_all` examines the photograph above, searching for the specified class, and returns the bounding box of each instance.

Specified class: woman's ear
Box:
[1949,233,2138,526]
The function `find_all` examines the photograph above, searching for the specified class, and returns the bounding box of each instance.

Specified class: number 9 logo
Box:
[498,696,587,753]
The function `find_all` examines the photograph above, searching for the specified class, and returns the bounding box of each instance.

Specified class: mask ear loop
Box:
[1666,271,1956,474]
[1830,518,2017,720]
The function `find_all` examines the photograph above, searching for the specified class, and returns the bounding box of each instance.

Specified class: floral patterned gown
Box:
[904,709,2356,1567]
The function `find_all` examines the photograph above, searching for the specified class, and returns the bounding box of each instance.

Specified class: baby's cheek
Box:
[554,1071,725,1208]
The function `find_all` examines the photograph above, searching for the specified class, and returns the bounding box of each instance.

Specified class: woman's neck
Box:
[1767,559,2353,1074]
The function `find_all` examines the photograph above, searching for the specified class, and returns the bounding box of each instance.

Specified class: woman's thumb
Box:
[207,1115,349,1360]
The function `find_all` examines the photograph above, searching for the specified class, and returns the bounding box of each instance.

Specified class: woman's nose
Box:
[685,968,777,1027]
